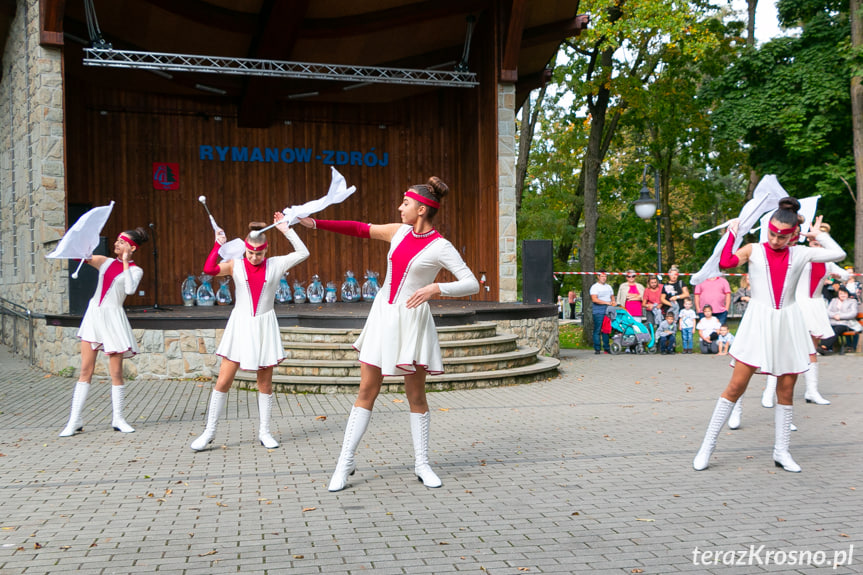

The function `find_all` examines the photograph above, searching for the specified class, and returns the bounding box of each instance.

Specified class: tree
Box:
[706,0,856,254]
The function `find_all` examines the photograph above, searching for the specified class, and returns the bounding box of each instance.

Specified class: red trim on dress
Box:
[809,263,826,298]
[243,258,268,316]
[388,229,440,304]
[762,244,791,310]
[99,260,137,305]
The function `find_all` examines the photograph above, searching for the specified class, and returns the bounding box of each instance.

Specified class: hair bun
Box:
[427,176,449,200]
[248,221,267,232]
[778,197,800,212]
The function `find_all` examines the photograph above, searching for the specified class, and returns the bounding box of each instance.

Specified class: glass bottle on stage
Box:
[362,270,379,302]
[216,277,233,305]
[307,275,324,303]
[181,275,197,306]
[196,274,216,306]
[293,280,306,303]
[341,270,360,302]
[275,275,292,304]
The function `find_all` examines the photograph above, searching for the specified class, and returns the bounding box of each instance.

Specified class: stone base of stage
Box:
[33,301,559,384]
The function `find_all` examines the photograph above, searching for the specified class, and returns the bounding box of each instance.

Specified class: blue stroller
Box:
[605,307,656,355]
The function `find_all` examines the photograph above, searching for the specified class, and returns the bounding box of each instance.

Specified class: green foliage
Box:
[58,366,75,378]
[706,0,855,252]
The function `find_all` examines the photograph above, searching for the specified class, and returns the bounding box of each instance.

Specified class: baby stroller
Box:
[604,306,656,355]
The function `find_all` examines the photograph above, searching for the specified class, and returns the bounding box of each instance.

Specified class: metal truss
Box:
[83,48,478,88]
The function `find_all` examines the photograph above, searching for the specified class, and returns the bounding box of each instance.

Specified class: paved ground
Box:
[0,344,860,574]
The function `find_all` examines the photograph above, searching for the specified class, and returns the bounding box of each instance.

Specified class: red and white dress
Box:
[216,229,309,371]
[796,259,848,339]
[729,233,845,375]
[77,259,143,358]
[354,225,479,376]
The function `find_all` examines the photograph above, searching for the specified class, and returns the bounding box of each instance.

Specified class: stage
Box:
[45,300,557,330]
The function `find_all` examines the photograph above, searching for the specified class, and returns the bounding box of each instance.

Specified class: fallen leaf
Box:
[90,543,98,547]
[16,547,24,551]
[198,550,217,556]
[216,501,228,507]
[438,541,449,545]
[571,512,580,516]
[315,416,327,421]
[635,518,655,522]
[59,546,71,550]
[518,569,530,572]
[33,543,42,549]
[393,399,404,403]
[632,569,644,573]
[439,408,449,412]
[840,533,849,537]
[777,517,785,522]
[302,507,316,512]
[292,554,304,559]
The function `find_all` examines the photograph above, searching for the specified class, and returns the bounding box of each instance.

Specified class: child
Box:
[696,304,721,354]
[657,311,677,354]
[678,298,697,354]
[717,324,735,355]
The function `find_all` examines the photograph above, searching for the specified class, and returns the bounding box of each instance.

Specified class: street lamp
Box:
[632,165,662,274]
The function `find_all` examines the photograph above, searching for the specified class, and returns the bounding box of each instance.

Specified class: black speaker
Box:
[522,240,554,304]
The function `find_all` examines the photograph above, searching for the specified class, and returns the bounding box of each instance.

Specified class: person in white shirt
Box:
[696,305,721,354]
[589,271,615,354]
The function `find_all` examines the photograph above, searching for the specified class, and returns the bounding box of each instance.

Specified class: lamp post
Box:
[632,165,662,275]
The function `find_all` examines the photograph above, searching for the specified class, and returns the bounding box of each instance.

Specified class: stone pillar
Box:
[497,82,517,302]
[1,0,68,364]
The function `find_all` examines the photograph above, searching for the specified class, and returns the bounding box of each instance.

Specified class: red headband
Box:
[118,234,139,248]
[245,240,267,252]
[768,221,798,236]
[405,190,440,209]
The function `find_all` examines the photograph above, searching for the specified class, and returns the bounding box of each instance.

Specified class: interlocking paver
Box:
[0,343,861,574]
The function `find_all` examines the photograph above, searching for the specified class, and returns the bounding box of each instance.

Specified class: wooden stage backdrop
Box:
[63,56,500,308]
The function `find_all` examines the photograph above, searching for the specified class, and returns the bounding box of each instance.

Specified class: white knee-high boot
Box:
[761,375,777,408]
[773,404,801,472]
[410,411,442,488]
[111,385,135,433]
[328,406,372,492]
[803,363,830,404]
[59,381,90,437]
[693,397,734,471]
[190,390,227,451]
[728,397,743,429]
[258,393,279,448]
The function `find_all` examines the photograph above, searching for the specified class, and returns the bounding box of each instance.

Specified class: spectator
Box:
[678,297,697,354]
[616,270,645,320]
[694,275,731,324]
[657,311,677,354]
[732,274,751,316]
[662,265,689,318]
[590,270,614,354]
[642,275,667,328]
[696,304,721,354]
[823,287,861,352]
[845,269,860,301]
[567,290,577,320]
[717,324,735,355]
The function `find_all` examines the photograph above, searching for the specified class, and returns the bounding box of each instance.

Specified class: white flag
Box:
[46,201,115,260]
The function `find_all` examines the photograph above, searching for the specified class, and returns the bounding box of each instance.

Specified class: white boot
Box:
[773,404,801,472]
[728,397,743,430]
[59,381,90,437]
[693,397,734,471]
[328,406,372,492]
[761,375,777,408]
[258,393,279,448]
[111,385,135,433]
[803,363,830,405]
[190,390,227,451]
[410,411,442,488]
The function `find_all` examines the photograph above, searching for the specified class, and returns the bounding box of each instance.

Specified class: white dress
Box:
[216,229,309,371]
[354,225,479,376]
[729,233,845,375]
[796,260,847,339]
[77,259,144,359]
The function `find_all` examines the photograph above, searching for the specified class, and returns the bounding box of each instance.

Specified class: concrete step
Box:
[279,333,519,361]
[270,346,541,377]
[237,355,560,393]
[278,321,500,345]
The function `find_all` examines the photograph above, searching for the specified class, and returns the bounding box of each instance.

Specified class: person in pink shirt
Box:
[694,275,732,324]
[642,274,668,327]
[616,270,645,319]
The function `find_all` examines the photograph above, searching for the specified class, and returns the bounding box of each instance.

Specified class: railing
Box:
[0,297,37,365]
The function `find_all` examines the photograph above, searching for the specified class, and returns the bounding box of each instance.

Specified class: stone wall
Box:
[0,0,68,317]
[497,82,517,303]
[491,316,560,358]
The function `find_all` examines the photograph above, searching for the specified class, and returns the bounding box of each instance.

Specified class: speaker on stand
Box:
[522,240,554,304]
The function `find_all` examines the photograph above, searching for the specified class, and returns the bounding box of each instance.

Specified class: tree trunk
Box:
[515,84,547,211]
[580,49,614,345]
[747,0,758,45]
[852,0,863,270]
